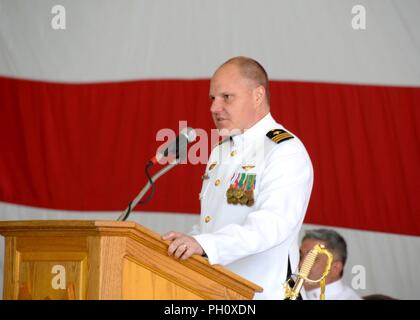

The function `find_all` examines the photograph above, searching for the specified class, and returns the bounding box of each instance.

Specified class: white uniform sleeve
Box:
[193,143,313,265]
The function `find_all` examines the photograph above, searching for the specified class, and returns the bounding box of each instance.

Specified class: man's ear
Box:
[331,260,344,278]
[253,85,265,107]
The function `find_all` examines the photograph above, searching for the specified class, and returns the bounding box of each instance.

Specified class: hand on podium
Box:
[162,231,204,260]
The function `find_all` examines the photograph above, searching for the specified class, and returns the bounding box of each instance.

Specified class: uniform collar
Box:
[231,113,278,149]
[305,279,346,300]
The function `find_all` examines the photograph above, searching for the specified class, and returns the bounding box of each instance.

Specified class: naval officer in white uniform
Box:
[163,56,314,299]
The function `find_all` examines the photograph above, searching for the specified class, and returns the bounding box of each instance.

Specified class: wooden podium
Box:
[0,220,262,300]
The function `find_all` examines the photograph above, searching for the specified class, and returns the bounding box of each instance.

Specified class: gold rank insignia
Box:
[241,165,255,171]
[266,129,294,144]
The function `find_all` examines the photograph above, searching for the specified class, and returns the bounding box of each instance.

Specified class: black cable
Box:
[121,201,133,221]
[138,161,155,205]
[121,161,155,221]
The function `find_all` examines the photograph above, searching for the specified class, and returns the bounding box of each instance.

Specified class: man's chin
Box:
[303,285,317,292]
[217,127,230,137]
[214,122,242,137]
[214,122,229,134]
[216,128,240,138]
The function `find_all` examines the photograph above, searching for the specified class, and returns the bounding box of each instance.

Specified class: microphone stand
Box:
[117,160,180,221]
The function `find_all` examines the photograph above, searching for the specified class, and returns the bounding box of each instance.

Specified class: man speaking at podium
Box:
[163,56,313,300]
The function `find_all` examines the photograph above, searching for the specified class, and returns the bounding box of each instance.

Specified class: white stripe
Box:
[0,0,419,86]
[0,201,419,299]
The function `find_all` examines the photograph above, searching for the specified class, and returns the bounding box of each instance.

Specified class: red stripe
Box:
[0,77,419,236]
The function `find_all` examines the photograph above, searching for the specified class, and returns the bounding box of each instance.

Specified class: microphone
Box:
[117,127,197,221]
[150,127,197,165]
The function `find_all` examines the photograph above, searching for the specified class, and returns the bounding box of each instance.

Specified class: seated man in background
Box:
[299,229,362,300]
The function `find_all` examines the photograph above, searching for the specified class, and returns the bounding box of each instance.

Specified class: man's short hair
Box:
[302,229,348,267]
[220,56,270,104]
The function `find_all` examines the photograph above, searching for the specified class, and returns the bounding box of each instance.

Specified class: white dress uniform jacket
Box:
[191,113,314,300]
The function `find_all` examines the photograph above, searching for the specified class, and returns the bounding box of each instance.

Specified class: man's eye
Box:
[223,94,230,100]
[209,96,215,101]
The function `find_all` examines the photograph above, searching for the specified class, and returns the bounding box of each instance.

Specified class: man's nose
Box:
[210,98,223,113]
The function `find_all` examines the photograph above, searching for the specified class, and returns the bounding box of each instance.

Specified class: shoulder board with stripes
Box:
[266,129,294,144]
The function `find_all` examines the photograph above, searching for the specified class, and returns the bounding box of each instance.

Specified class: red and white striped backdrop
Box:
[0,0,419,299]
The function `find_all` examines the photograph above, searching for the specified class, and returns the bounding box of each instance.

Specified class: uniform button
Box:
[230,150,237,157]
[209,162,217,171]
[214,179,221,186]
[204,216,211,223]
